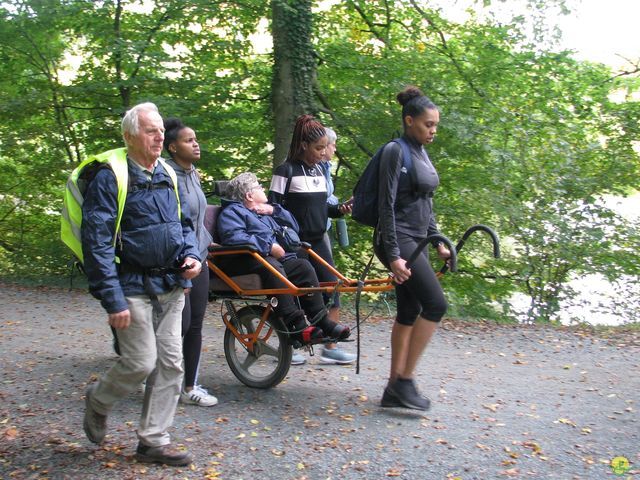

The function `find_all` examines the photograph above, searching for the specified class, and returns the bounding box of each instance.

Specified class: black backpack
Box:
[351,137,412,227]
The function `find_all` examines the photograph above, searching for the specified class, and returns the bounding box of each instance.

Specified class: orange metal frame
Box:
[208,245,395,351]
[207,245,395,297]
[221,300,274,354]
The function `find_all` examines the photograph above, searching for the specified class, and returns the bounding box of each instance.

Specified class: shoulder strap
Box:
[393,137,415,189]
[283,161,293,197]
[157,157,182,219]
[394,137,413,171]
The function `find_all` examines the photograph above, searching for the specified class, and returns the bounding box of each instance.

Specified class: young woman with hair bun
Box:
[163,118,218,407]
[374,86,451,410]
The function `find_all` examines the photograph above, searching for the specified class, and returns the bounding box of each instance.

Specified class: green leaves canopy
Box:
[1,0,637,323]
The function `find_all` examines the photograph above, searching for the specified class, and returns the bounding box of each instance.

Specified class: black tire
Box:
[223,305,292,389]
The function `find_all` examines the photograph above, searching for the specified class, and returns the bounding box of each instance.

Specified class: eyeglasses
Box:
[250,184,264,191]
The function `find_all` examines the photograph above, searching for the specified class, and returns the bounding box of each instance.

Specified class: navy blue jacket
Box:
[81,157,199,314]
[216,200,299,256]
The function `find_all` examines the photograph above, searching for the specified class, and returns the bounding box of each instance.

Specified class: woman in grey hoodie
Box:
[164,117,217,407]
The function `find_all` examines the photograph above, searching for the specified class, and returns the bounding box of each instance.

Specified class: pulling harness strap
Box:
[118,263,187,315]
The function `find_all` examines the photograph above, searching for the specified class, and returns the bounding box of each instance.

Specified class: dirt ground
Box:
[0,283,638,479]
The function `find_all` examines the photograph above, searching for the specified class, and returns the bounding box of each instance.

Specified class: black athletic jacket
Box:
[377,134,441,261]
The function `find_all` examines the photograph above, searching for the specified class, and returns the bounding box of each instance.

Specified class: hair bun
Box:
[163,117,185,131]
[397,85,425,106]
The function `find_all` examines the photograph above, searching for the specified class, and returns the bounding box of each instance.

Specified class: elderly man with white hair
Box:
[80,102,200,466]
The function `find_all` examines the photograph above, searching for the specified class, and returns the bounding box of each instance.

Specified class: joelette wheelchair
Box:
[204,190,499,389]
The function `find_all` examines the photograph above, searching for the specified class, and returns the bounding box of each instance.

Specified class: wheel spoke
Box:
[259,342,280,358]
[240,352,258,370]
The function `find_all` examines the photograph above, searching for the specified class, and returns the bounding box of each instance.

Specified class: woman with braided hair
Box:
[269,114,355,365]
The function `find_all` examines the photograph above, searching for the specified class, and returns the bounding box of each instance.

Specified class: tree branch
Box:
[408,0,490,102]
[347,0,390,48]
[314,80,374,163]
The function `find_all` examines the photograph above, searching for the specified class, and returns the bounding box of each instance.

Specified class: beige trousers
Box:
[89,287,185,446]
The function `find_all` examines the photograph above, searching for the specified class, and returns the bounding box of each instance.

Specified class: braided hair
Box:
[285,114,327,163]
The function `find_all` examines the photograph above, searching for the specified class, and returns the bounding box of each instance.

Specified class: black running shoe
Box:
[387,377,431,411]
[380,387,402,408]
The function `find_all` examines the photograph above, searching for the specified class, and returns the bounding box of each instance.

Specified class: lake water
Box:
[512,193,639,326]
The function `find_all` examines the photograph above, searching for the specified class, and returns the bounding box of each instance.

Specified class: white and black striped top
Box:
[269,161,342,242]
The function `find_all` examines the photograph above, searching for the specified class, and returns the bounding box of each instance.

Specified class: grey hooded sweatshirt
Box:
[167,158,213,262]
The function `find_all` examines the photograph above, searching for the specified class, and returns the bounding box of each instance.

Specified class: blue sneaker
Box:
[320,347,356,365]
[291,352,306,365]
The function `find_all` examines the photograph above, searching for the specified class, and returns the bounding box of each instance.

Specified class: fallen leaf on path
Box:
[500,467,519,476]
[386,468,403,476]
[555,418,577,427]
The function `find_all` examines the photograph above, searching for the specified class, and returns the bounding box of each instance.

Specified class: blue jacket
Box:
[216,200,299,256]
[81,157,200,314]
[319,160,339,231]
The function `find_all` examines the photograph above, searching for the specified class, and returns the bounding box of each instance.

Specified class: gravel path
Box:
[0,283,638,479]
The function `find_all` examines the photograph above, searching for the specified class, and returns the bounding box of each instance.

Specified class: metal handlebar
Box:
[406,234,458,272]
[439,224,500,275]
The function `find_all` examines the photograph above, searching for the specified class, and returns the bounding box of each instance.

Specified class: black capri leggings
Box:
[374,233,448,325]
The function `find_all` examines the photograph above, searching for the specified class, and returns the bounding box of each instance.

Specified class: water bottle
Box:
[335,218,349,248]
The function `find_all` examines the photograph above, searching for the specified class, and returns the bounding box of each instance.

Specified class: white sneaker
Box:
[291,352,306,365]
[180,385,218,407]
[320,347,356,365]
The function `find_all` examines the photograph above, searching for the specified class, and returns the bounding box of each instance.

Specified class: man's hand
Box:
[252,203,274,215]
[109,309,131,329]
[270,243,286,259]
[390,258,411,284]
[180,257,202,280]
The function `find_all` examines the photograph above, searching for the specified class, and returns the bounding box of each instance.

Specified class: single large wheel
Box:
[223,305,292,389]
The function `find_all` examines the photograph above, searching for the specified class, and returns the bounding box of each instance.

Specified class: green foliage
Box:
[0,0,638,323]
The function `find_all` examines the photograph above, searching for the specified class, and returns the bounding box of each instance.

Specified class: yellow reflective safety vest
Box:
[60,148,180,264]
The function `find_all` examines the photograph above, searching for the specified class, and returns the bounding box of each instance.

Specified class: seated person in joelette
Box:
[215,172,350,344]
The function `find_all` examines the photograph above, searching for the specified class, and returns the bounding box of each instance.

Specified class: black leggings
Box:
[374,233,447,325]
[215,255,327,324]
[182,266,210,389]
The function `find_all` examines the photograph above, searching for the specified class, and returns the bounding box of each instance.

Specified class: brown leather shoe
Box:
[135,443,193,466]
[83,384,107,444]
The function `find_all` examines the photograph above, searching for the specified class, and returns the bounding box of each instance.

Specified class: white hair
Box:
[325,127,337,144]
[121,102,160,145]
[226,172,259,202]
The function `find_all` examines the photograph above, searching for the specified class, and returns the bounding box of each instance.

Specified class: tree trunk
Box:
[270,0,317,166]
